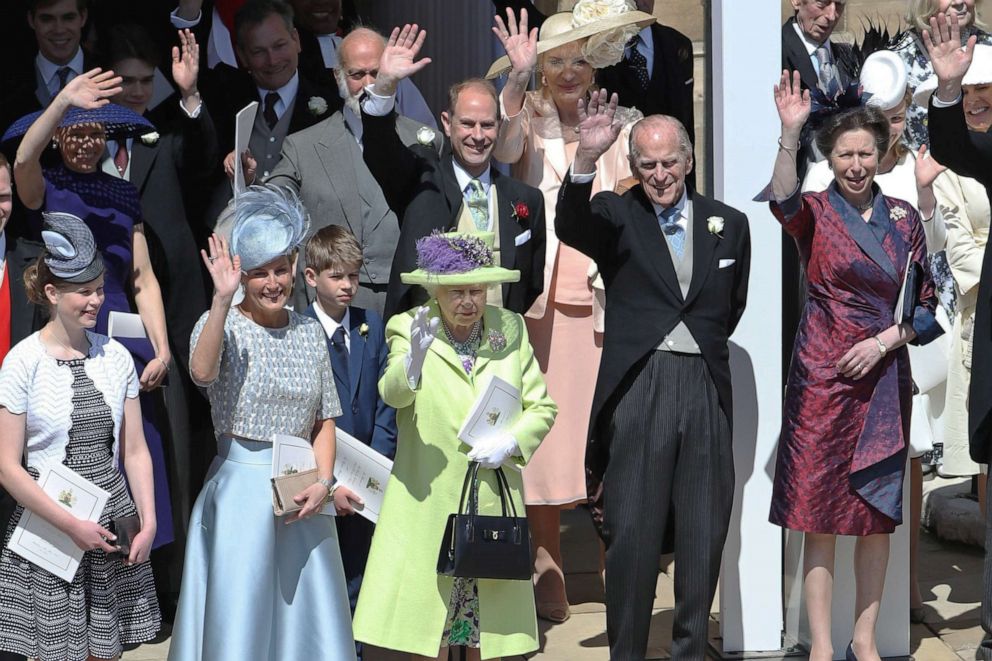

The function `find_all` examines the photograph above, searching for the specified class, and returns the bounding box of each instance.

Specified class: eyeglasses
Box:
[543,57,591,73]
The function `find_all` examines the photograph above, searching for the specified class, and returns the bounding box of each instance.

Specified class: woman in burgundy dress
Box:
[764,71,942,661]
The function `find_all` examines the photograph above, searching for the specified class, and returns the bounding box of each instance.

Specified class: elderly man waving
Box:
[556,92,750,660]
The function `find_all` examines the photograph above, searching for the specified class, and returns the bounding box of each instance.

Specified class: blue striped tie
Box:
[659,207,685,259]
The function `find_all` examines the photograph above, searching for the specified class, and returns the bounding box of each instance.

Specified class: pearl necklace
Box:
[441,319,482,374]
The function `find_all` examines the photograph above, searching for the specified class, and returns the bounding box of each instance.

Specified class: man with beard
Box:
[258,24,441,314]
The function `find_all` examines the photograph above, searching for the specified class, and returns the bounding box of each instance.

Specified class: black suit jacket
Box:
[929,97,992,464]
[556,174,750,479]
[596,24,695,143]
[781,18,854,93]
[361,110,545,319]
[200,64,341,157]
[126,101,216,371]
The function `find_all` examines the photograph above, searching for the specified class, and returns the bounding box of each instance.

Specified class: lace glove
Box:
[467,433,520,469]
[405,306,439,388]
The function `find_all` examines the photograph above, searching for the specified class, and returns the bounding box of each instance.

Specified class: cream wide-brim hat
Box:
[485,6,656,79]
[913,44,992,107]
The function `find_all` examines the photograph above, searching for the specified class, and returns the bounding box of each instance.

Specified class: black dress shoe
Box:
[846,642,858,661]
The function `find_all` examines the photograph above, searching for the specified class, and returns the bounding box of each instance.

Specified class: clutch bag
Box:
[271,468,318,516]
[108,514,141,559]
[436,462,531,581]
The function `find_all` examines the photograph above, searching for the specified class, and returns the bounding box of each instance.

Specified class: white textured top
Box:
[191,309,341,442]
[0,332,138,472]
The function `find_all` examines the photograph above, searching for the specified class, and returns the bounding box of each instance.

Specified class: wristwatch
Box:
[318,478,337,496]
[873,336,887,357]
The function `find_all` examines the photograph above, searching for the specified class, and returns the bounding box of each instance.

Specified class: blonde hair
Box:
[907,0,988,33]
[22,257,71,306]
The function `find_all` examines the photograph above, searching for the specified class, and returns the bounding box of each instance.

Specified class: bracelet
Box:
[873,336,887,357]
[777,137,799,152]
[152,356,170,368]
[318,478,336,497]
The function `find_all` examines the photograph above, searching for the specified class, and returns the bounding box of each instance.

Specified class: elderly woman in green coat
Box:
[353,232,557,661]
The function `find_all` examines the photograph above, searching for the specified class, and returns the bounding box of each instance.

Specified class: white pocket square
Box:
[718,259,736,269]
[514,229,532,247]
[684,77,694,86]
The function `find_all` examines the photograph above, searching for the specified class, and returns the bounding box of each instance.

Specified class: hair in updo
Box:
[814,106,891,159]
[23,257,68,306]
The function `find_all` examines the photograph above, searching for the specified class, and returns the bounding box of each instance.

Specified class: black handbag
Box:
[436,462,531,580]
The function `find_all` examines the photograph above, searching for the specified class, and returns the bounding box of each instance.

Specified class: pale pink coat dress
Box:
[495,90,641,506]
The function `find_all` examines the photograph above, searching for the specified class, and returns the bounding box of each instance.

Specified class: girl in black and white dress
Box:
[0,212,160,661]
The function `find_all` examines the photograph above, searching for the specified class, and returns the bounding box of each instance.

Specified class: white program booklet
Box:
[457,376,522,448]
[107,311,148,339]
[271,434,335,516]
[333,429,393,524]
[7,464,110,582]
[234,101,259,199]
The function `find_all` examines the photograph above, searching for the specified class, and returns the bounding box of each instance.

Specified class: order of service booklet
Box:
[271,431,393,523]
[7,463,110,582]
[457,375,522,449]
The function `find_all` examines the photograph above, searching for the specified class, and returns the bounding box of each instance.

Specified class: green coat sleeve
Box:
[507,314,557,465]
[378,310,418,410]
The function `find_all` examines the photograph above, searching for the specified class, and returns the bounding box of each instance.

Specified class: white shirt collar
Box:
[451,159,492,195]
[256,71,300,120]
[792,20,830,56]
[316,33,342,69]
[652,187,689,227]
[37,48,84,87]
[313,301,350,351]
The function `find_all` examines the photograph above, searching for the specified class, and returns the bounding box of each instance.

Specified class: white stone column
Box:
[711,0,785,654]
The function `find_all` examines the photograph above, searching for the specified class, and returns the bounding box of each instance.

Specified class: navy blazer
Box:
[303,304,397,460]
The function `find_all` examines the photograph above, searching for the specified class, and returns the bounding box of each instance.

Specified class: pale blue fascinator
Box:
[217,185,311,271]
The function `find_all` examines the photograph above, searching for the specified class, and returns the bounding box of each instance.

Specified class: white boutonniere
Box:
[308,96,328,116]
[890,206,908,221]
[140,131,159,145]
[416,126,436,146]
[359,322,369,338]
[707,216,725,238]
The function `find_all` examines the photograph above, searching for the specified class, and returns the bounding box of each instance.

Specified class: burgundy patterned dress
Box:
[768,184,940,536]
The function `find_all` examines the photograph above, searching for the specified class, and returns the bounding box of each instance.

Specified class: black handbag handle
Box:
[456,462,519,519]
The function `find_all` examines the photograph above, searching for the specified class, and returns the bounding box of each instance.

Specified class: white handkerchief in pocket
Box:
[514,229,532,247]
[718,258,736,269]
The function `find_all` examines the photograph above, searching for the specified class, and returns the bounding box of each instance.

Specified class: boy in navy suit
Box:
[302,225,396,658]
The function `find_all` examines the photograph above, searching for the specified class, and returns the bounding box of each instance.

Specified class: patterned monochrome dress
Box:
[0,332,160,661]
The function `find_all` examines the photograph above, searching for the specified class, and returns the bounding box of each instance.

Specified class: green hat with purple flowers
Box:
[401,231,520,286]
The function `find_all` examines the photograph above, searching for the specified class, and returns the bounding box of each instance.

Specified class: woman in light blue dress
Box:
[168,187,355,661]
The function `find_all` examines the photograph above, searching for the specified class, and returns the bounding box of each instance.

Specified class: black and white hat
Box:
[41,212,104,283]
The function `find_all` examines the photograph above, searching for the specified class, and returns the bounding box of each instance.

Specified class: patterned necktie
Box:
[330,325,350,396]
[660,207,685,259]
[466,179,490,230]
[56,66,72,91]
[114,140,129,177]
[263,91,280,129]
[815,45,842,98]
[626,37,650,91]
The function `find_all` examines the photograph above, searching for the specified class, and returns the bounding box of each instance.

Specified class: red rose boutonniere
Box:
[511,201,530,225]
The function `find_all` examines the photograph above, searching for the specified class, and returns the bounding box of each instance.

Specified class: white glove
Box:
[405,306,439,388]
[467,433,520,469]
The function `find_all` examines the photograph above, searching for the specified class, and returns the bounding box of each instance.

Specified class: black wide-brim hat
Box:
[2,103,155,143]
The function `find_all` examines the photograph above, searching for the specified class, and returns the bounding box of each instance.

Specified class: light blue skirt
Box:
[168,437,356,661]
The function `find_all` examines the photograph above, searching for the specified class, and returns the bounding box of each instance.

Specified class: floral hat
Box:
[485,0,656,79]
[401,231,520,286]
[2,103,155,143]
